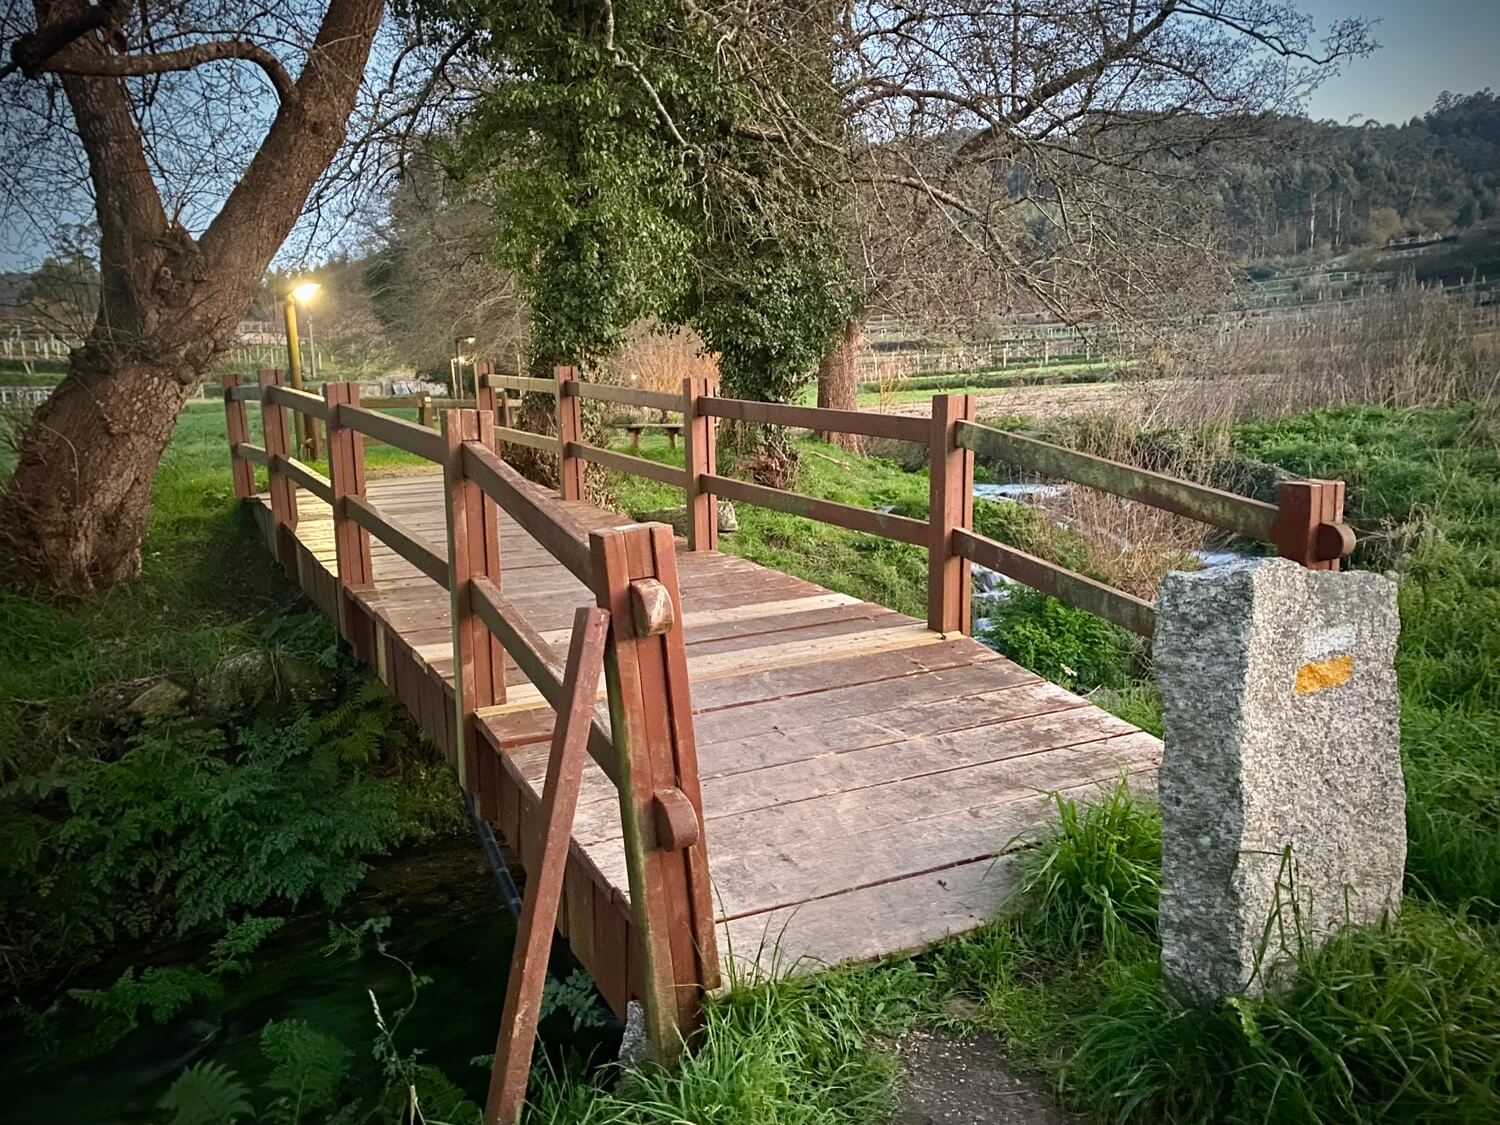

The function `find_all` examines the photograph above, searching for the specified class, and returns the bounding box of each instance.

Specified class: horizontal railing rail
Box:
[263,383,329,422]
[953,528,1158,637]
[347,493,449,586]
[572,442,686,487]
[461,440,594,584]
[576,381,682,413]
[700,396,928,443]
[340,404,446,462]
[955,420,1280,543]
[704,473,928,545]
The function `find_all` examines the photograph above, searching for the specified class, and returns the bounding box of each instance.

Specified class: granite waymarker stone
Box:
[1154,558,1403,1004]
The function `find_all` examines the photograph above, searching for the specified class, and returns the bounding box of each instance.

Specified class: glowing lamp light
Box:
[289,281,321,304]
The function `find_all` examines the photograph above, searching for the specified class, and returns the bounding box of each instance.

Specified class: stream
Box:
[4,841,618,1123]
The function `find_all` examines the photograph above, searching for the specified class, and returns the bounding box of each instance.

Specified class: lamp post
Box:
[453,334,476,400]
[283,280,321,457]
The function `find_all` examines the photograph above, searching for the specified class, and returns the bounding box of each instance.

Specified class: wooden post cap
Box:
[1316,521,1357,562]
[629,578,675,637]
[651,788,700,851]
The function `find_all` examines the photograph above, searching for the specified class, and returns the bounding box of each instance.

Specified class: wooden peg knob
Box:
[630,578,675,637]
[652,788,700,851]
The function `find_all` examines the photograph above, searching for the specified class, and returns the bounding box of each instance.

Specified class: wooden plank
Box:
[222,374,256,499]
[953,528,1156,637]
[341,404,445,462]
[556,366,584,501]
[232,442,269,467]
[264,382,330,422]
[346,495,449,588]
[258,369,298,573]
[324,384,374,629]
[269,453,333,505]
[705,474,928,545]
[570,442,685,487]
[470,576,619,786]
[721,853,1022,978]
[461,441,594,584]
[493,426,560,455]
[485,373,559,396]
[927,394,975,634]
[684,377,718,551]
[485,607,608,1125]
[591,524,719,1063]
[576,381,682,413]
[956,418,1280,542]
[702,397,928,443]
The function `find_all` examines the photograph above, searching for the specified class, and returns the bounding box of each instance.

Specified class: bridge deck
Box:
[259,471,1159,1011]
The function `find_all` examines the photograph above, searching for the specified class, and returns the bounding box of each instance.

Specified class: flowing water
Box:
[4,841,618,1123]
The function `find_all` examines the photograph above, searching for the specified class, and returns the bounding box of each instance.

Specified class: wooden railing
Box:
[477,369,1357,638]
[222,369,719,1123]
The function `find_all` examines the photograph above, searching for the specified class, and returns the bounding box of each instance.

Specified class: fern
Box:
[158,1061,253,1125]
[68,965,218,1052]
[262,1019,350,1123]
[540,969,608,1033]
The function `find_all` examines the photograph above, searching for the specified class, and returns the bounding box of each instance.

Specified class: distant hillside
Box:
[1209,90,1499,259]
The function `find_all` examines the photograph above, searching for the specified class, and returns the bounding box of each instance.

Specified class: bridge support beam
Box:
[592,522,720,1066]
[443,408,507,797]
[258,368,299,575]
[928,393,977,635]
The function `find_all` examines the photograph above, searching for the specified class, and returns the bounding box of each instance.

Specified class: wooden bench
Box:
[618,421,683,450]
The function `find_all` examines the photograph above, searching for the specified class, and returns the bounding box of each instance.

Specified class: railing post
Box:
[418,393,433,429]
[591,522,720,1065]
[443,409,507,791]
[556,365,583,501]
[684,376,718,551]
[928,393,976,635]
[258,368,298,572]
[221,373,256,501]
[323,382,373,638]
[1274,480,1351,572]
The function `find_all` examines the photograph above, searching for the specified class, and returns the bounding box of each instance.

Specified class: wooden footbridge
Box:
[220,366,1353,1121]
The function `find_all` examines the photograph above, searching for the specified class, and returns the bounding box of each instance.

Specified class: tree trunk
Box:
[0,0,384,597]
[816,318,863,453]
[1,351,196,594]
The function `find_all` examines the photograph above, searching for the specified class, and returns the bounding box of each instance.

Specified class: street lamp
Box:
[453,334,476,400]
[283,279,322,457]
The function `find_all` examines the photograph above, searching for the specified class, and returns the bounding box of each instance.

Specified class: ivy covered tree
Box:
[420,0,857,475]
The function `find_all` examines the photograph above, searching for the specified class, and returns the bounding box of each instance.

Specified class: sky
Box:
[1303,0,1500,124]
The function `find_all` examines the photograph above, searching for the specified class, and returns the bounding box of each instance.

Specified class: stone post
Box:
[1154,557,1403,1004]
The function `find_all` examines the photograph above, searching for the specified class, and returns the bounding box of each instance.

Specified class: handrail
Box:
[576,382,682,413]
[703,473,928,545]
[460,440,594,584]
[264,383,330,422]
[232,441,268,466]
[954,528,1157,637]
[701,396,928,443]
[345,494,449,587]
[225,385,262,403]
[955,419,1281,543]
[469,576,618,785]
[270,452,334,505]
[495,427,561,455]
[571,443,685,487]
[484,373,558,396]
[341,404,445,462]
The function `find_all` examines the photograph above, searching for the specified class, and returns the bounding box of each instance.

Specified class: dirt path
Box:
[896,1029,1086,1125]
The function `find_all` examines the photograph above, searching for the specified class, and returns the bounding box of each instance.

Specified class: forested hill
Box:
[1211,90,1499,259]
